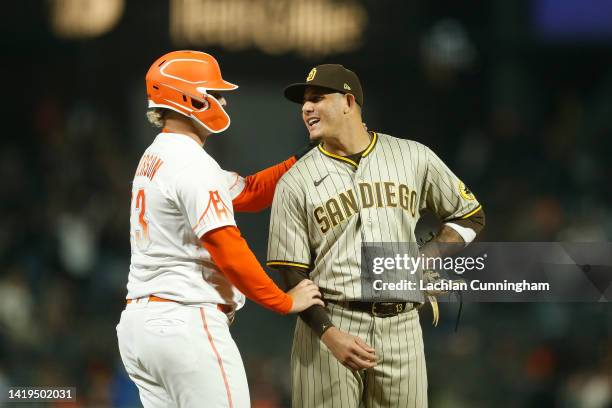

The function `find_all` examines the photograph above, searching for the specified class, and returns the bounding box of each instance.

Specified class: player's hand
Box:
[288,279,324,313]
[293,142,319,161]
[321,327,377,371]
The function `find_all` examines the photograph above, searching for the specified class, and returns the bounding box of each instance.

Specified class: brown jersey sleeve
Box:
[274,265,334,338]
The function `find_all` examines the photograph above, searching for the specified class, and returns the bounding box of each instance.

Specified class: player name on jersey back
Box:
[134,153,164,181]
[127,132,245,308]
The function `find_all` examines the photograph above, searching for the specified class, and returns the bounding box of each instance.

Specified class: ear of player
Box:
[145,50,238,133]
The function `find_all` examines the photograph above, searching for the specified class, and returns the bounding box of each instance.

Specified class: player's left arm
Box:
[419,146,485,252]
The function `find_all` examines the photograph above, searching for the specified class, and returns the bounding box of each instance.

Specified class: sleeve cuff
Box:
[195,220,237,239]
[267,260,310,269]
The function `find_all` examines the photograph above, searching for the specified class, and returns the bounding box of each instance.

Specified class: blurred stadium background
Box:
[1,0,611,406]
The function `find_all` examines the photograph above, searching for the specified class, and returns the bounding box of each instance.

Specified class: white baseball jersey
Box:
[127,132,247,308]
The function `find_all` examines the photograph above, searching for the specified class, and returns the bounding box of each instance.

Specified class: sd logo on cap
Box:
[285,64,364,106]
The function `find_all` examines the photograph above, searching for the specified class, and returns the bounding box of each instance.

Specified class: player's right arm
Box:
[267,177,377,369]
[226,156,297,213]
[277,265,377,370]
[276,265,334,336]
[225,144,317,213]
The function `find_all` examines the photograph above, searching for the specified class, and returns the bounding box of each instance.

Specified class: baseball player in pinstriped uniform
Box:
[116,51,323,408]
[266,64,485,407]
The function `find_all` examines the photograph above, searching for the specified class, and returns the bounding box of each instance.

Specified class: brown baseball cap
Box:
[284,64,364,106]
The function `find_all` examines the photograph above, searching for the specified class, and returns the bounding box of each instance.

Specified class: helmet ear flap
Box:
[191,94,230,133]
[189,97,209,111]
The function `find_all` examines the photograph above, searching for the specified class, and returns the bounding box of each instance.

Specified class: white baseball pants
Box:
[116,299,249,408]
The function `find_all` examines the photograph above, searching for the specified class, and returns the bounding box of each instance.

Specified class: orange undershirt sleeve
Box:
[232,157,296,212]
[201,225,293,314]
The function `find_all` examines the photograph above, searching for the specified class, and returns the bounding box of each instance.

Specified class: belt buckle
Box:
[371,302,391,318]
[371,302,378,316]
[371,302,405,318]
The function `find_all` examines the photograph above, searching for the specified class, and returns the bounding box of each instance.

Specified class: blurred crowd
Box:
[1,11,611,408]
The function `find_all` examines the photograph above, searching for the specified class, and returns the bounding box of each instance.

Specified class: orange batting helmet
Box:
[145,50,238,133]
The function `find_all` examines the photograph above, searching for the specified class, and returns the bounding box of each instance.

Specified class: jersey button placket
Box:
[356,158,368,224]
[353,168,373,236]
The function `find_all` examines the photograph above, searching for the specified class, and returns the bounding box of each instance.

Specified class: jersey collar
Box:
[317,132,378,169]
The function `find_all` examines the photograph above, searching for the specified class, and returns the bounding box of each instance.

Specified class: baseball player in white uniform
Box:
[116,50,323,408]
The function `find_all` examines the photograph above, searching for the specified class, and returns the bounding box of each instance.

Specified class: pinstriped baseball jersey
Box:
[267,132,481,301]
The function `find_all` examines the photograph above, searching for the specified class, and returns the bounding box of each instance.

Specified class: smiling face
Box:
[301,86,346,141]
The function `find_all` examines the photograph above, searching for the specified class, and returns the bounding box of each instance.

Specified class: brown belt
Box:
[126,296,234,314]
[328,300,417,318]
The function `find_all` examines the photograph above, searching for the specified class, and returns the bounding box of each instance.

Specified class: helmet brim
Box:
[201,79,238,91]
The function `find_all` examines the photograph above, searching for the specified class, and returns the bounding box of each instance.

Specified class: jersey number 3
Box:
[131,188,150,249]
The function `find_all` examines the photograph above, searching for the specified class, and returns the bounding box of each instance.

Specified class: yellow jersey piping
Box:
[266,260,310,269]
[317,132,378,168]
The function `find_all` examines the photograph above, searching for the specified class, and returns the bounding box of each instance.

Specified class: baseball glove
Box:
[418,233,465,329]
[421,269,465,328]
